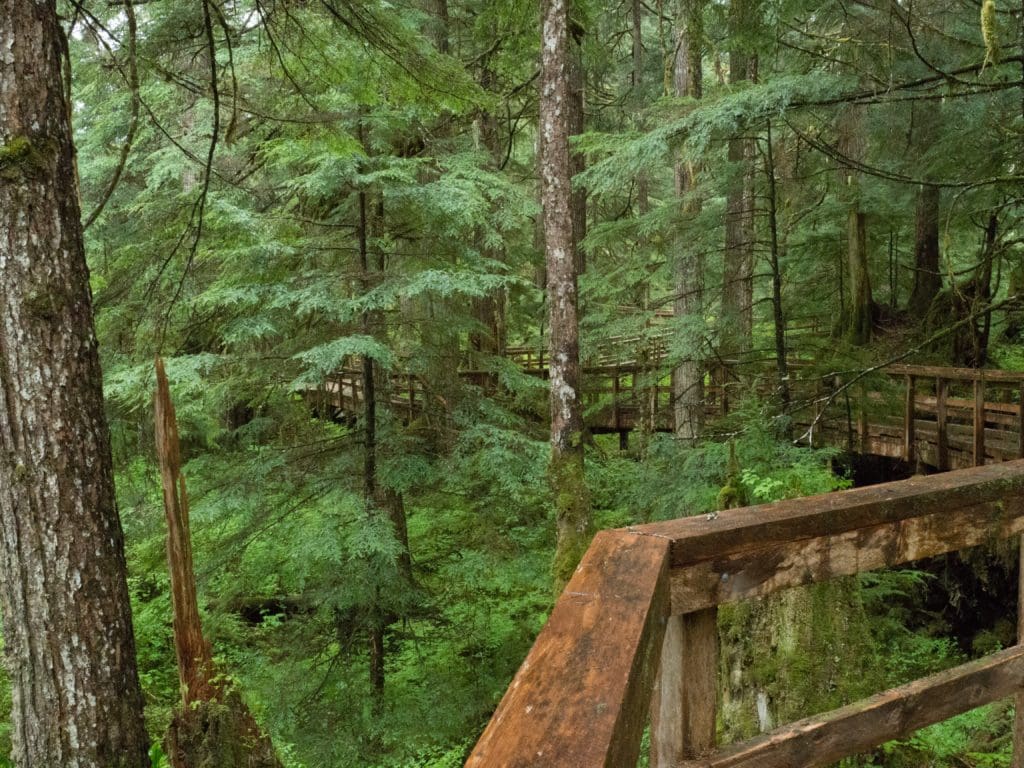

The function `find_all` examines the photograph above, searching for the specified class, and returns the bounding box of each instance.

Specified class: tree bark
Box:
[837,103,874,345]
[541,0,591,590]
[722,0,757,359]
[470,66,508,360]
[568,24,587,275]
[764,119,791,422]
[907,185,941,318]
[672,0,706,444]
[0,2,150,765]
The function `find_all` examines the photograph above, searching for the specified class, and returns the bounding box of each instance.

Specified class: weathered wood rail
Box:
[796,363,1024,470]
[467,461,1024,767]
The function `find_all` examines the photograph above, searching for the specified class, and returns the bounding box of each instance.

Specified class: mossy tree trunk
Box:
[542,0,591,590]
[0,2,151,764]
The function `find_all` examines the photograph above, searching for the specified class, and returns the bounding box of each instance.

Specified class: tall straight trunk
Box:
[470,67,507,359]
[568,27,587,275]
[722,0,757,359]
[846,210,873,344]
[356,187,385,695]
[0,2,150,765]
[541,0,590,590]
[837,103,873,345]
[908,185,941,317]
[672,0,706,444]
[764,119,790,420]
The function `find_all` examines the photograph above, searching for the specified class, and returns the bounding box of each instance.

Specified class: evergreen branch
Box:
[83,0,139,230]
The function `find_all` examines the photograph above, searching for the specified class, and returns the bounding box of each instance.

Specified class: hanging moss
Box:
[981,0,1000,68]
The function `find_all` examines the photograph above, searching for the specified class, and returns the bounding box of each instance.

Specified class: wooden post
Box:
[613,370,621,432]
[1018,380,1024,460]
[936,377,949,472]
[974,377,986,466]
[857,384,868,454]
[903,375,916,464]
[1015,537,1024,768]
[650,608,719,766]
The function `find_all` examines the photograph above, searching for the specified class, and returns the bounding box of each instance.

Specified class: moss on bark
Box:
[549,440,591,591]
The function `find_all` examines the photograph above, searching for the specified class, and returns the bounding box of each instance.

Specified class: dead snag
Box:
[155,358,283,768]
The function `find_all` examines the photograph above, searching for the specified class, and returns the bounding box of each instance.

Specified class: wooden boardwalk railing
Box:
[467,461,1024,767]
[797,363,1024,470]
[309,357,1024,470]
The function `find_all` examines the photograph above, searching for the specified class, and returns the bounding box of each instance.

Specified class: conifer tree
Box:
[541,0,591,588]
[0,1,149,764]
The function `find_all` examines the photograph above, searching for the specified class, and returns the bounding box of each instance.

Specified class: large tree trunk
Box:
[837,103,874,345]
[0,2,150,765]
[907,185,941,318]
[672,0,706,444]
[541,0,591,590]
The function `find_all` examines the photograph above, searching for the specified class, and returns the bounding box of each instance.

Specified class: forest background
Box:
[10,0,1024,765]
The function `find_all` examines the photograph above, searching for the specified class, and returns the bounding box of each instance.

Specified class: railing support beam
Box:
[903,374,916,464]
[650,608,719,766]
[975,378,986,466]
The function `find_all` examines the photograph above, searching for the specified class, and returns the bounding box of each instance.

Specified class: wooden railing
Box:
[308,355,1024,470]
[792,363,1024,470]
[467,461,1024,767]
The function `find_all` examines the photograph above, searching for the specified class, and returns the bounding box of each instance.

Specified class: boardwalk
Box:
[309,353,1024,470]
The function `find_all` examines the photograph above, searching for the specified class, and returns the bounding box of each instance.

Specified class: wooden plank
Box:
[467,531,670,768]
[936,377,949,471]
[670,498,1024,612]
[650,608,719,766]
[613,372,621,431]
[680,644,1024,768]
[632,461,1024,568]
[976,378,986,466]
[904,374,916,463]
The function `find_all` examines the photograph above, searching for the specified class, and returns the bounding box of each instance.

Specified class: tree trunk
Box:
[846,209,874,345]
[0,2,150,765]
[722,0,757,359]
[837,103,874,345]
[568,24,587,275]
[470,67,508,361]
[155,361,282,768]
[541,0,591,590]
[672,0,706,444]
[907,185,941,318]
[764,119,791,422]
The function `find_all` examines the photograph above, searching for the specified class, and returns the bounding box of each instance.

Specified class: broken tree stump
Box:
[154,358,283,768]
